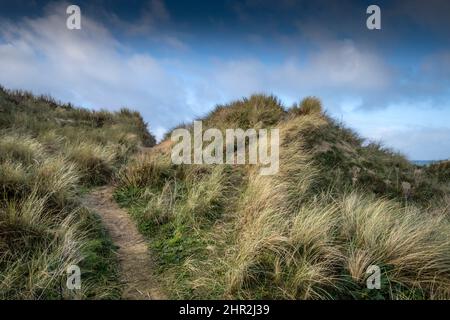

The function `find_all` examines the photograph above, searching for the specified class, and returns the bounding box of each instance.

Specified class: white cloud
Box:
[0,2,189,140]
[376,127,450,160]
[195,40,391,110]
[340,102,450,160]
[0,2,448,159]
[0,3,391,139]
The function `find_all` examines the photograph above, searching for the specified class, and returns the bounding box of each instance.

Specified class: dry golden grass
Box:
[0,135,45,165]
[118,102,450,299]
[112,94,450,299]
[1,87,155,299]
[0,191,85,299]
[117,152,173,189]
[65,141,116,184]
[219,113,450,299]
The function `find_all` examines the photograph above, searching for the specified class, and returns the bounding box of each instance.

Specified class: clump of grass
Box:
[291,96,323,116]
[38,130,65,153]
[0,160,28,196]
[0,192,82,299]
[117,152,174,189]
[202,94,286,130]
[284,201,341,299]
[142,180,178,225]
[181,165,230,224]
[33,156,79,207]
[65,142,116,185]
[0,134,44,165]
[338,193,450,298]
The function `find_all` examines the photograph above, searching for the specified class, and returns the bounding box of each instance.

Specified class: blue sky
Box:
[0,0,449,160]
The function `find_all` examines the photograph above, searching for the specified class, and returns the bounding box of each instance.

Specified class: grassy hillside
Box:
[0,86,155,299]
[116,95,450,299]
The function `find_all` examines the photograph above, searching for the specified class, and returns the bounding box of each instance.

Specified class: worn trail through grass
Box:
[83,186,166,300]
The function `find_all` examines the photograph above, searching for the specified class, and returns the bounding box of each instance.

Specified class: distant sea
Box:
[412,160,438,166]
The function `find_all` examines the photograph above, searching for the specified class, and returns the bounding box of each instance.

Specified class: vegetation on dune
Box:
[116,94,450,300]
[0,85,155,299]
[302,118,447,205]
[2,84,448,300]
[426,160,450,185]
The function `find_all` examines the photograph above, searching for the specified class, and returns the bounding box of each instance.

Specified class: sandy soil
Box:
[83,186,166,300]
